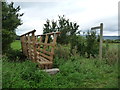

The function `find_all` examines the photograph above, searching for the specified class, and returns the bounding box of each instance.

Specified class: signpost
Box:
[91,23,103,59]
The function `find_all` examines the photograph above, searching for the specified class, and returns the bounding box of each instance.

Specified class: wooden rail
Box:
[20,30,61,69]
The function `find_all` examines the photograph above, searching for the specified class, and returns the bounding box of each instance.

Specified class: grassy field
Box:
[2,40,119,88]
[11,40,21,50]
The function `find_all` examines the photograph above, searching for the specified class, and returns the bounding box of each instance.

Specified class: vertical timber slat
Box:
[32,32,37,62]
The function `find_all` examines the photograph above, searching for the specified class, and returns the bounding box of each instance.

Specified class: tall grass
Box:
[2,55,118,88]
[103,43,118,65]
[2,40,118,88]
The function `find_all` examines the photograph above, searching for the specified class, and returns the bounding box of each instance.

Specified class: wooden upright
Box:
[91,23,103,59]
[20,30,61,69]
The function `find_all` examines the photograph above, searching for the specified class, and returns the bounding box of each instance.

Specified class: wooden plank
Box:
[36,42,54,47]
[37,60,53,64]
[23,35,27,56]
[91,26,101,30]
[51,33,57,57]
[20,30,36,37]
[27,34,31,59]
[45,35,48,43]
[31,49,34,52]
[37,56,49,62]
[32,32,37,62]
[37,48,54,56]
[36,32,61,37]
[20,37,24,54]
[25,36,29,57]
[32,56,35,59]
[31,53,34,56]
[25,36,28,56]
[36,54,48,62]
[36,51,52,61]
[39,36,43,42]
[30,42,33,44]
[43,35,49,49]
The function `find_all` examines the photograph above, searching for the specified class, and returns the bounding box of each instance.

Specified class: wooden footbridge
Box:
[20,30,61,69]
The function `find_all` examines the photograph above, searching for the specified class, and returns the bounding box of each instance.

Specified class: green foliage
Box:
[2,29,16,53]
[2,2,23,53]
[2,55,118,88]
[70,30,99,58]
[6,50,26,62]
[43,16,99,58]
[103,39,120,43]
[85,30,99,58]
[2,40,118,88]
[54,44,70,59]
[103,43,118,65]
[70,35,86,56]
[4,40,25,62]
[2,2,23,30]
[43,15,79,44]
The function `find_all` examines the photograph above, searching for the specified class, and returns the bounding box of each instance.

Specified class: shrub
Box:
[54,44,70,60]
[70,30,99,58]
[103,44,118,65]
[2,29,16,53]
[85,30,99,58]
[6,49,26,62]
[2,55,118,88]
[76,36,86,56]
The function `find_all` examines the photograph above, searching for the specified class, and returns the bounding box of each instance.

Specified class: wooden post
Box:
[27,34,31,59]
[91,23,103,59]
[20,36,24,53]
[26,35,28,58]
[99,23,103,59]
[43,34,48,49]
[24,35,28,56]
[23,35,26,55]
[32,32,37,62]
[39,36,43,42]
[51,33,57,61]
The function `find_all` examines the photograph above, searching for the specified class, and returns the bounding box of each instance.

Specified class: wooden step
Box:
[37,60,52,64]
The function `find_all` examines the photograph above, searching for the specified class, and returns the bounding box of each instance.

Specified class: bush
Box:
[75,36,86,56]
[70,30,99,58]
[85,30,99,58]
[54,44,70,60]
[2,55,118,88]
[103,43,118,65]
[2,29,16,53]
[104,39,120,43]
[6,49,26,62]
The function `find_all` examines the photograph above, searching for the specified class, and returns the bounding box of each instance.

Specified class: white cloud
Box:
[7,0,119,36]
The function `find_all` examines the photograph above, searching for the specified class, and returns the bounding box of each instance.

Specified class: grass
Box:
[11,40,21,50]
[2,40,119,88]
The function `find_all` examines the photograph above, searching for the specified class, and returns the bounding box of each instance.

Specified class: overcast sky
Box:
[7,0,119,36]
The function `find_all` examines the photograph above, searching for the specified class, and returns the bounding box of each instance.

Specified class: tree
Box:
[2,2,23,53]
[43,15,79,44]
